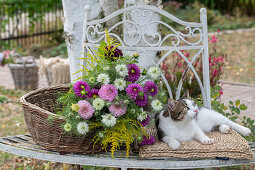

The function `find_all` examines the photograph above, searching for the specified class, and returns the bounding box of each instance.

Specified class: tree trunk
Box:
[124,0,162,68]
[62,0,101,82]
[100,0,120,27]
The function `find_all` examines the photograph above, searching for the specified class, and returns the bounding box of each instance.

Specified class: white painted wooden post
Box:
[62,0,101,82]
[200,8,211,109]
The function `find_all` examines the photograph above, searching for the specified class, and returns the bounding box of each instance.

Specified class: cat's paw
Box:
[201,137,214,145]
[239,127,251,136]
[219,124,230,133]
[168,140,181,150]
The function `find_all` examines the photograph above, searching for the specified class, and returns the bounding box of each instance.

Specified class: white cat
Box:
[155,98,251,150]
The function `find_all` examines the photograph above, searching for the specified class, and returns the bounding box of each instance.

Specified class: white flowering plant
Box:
[56,30,168,157]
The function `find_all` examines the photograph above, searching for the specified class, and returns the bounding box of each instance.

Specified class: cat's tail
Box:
[220,116,251,136]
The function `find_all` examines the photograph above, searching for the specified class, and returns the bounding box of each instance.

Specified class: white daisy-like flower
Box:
[137,109,147,122]
[115,64,128,77]
[151,99,163,111]
[92,98,105,110]
[97,73,110,84]
[147,67,161,80]
[64,123,72,132]
[103,66,110,71]
[124,100,129,104]
[114,78,126,91]
[101,114,117,127]
[77,122,89,135]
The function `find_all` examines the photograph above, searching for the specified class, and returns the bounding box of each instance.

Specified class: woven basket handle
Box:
[22,56,36,68]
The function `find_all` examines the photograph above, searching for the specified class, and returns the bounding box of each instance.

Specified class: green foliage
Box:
[0,86,25,98]
[41,43,68,58]
[162,1,255,32]
[0,95,8,104]
[168,0,255,16]
[162,34,226,99]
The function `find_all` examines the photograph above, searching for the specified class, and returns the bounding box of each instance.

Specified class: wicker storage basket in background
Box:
[8,56,38,90]
[20,85,103,154]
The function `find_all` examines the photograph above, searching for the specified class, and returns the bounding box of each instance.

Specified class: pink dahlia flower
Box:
[109,104,127,117]
[98,84,118,101]
[77,100,95,119]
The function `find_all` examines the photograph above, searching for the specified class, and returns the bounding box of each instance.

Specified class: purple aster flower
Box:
[87,89,99,98]
[98,84,118,101]
[73,81,90,98]
[140,114,150,127]
[140,135,155,146]
[135,91,148,107]
[126,64,140,82]
[126,83,143,100]
[113,47,123,58]
[143,81,158,97]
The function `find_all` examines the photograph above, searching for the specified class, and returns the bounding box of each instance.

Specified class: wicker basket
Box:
[8,56,38,90]
[20,85,103,154]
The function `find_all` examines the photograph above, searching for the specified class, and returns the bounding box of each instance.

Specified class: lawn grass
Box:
[213,30,255,84]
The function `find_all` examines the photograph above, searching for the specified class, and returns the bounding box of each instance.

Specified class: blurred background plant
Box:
[162,1,255,32]
[166,0,255,16]
[0,50,16,66]
[161,33,227,98]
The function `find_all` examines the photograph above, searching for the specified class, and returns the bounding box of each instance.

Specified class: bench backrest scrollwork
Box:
[81,5,211,109]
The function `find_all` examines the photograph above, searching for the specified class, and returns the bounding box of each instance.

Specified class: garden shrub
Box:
[162,1,255,32]
[165,0,255,16]
[161,33,226,98]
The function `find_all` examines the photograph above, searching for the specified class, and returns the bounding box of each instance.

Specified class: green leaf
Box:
[214,85,221,91]
[240,104,248,110]
[235,107,240,114]
[229,101,233,105]
[223,106,228,110]
[235,99,240,106]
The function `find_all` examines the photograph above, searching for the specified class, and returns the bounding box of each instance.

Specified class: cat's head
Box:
[166,98,199,121]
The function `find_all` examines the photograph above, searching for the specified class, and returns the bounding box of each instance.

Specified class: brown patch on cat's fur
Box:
[168,98,188,121]
[162,110,169,118]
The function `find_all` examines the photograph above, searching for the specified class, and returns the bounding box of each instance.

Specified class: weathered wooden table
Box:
[0,134,254,169]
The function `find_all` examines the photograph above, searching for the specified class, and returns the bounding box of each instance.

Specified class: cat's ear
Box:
[168,98,177,112]
[181,89,190,99]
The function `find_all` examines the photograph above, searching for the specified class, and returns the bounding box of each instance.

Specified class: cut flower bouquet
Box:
[56,31,168,157]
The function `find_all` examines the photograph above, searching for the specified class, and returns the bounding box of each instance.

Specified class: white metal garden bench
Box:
[0,4,254,170]
[81,4,211,108]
